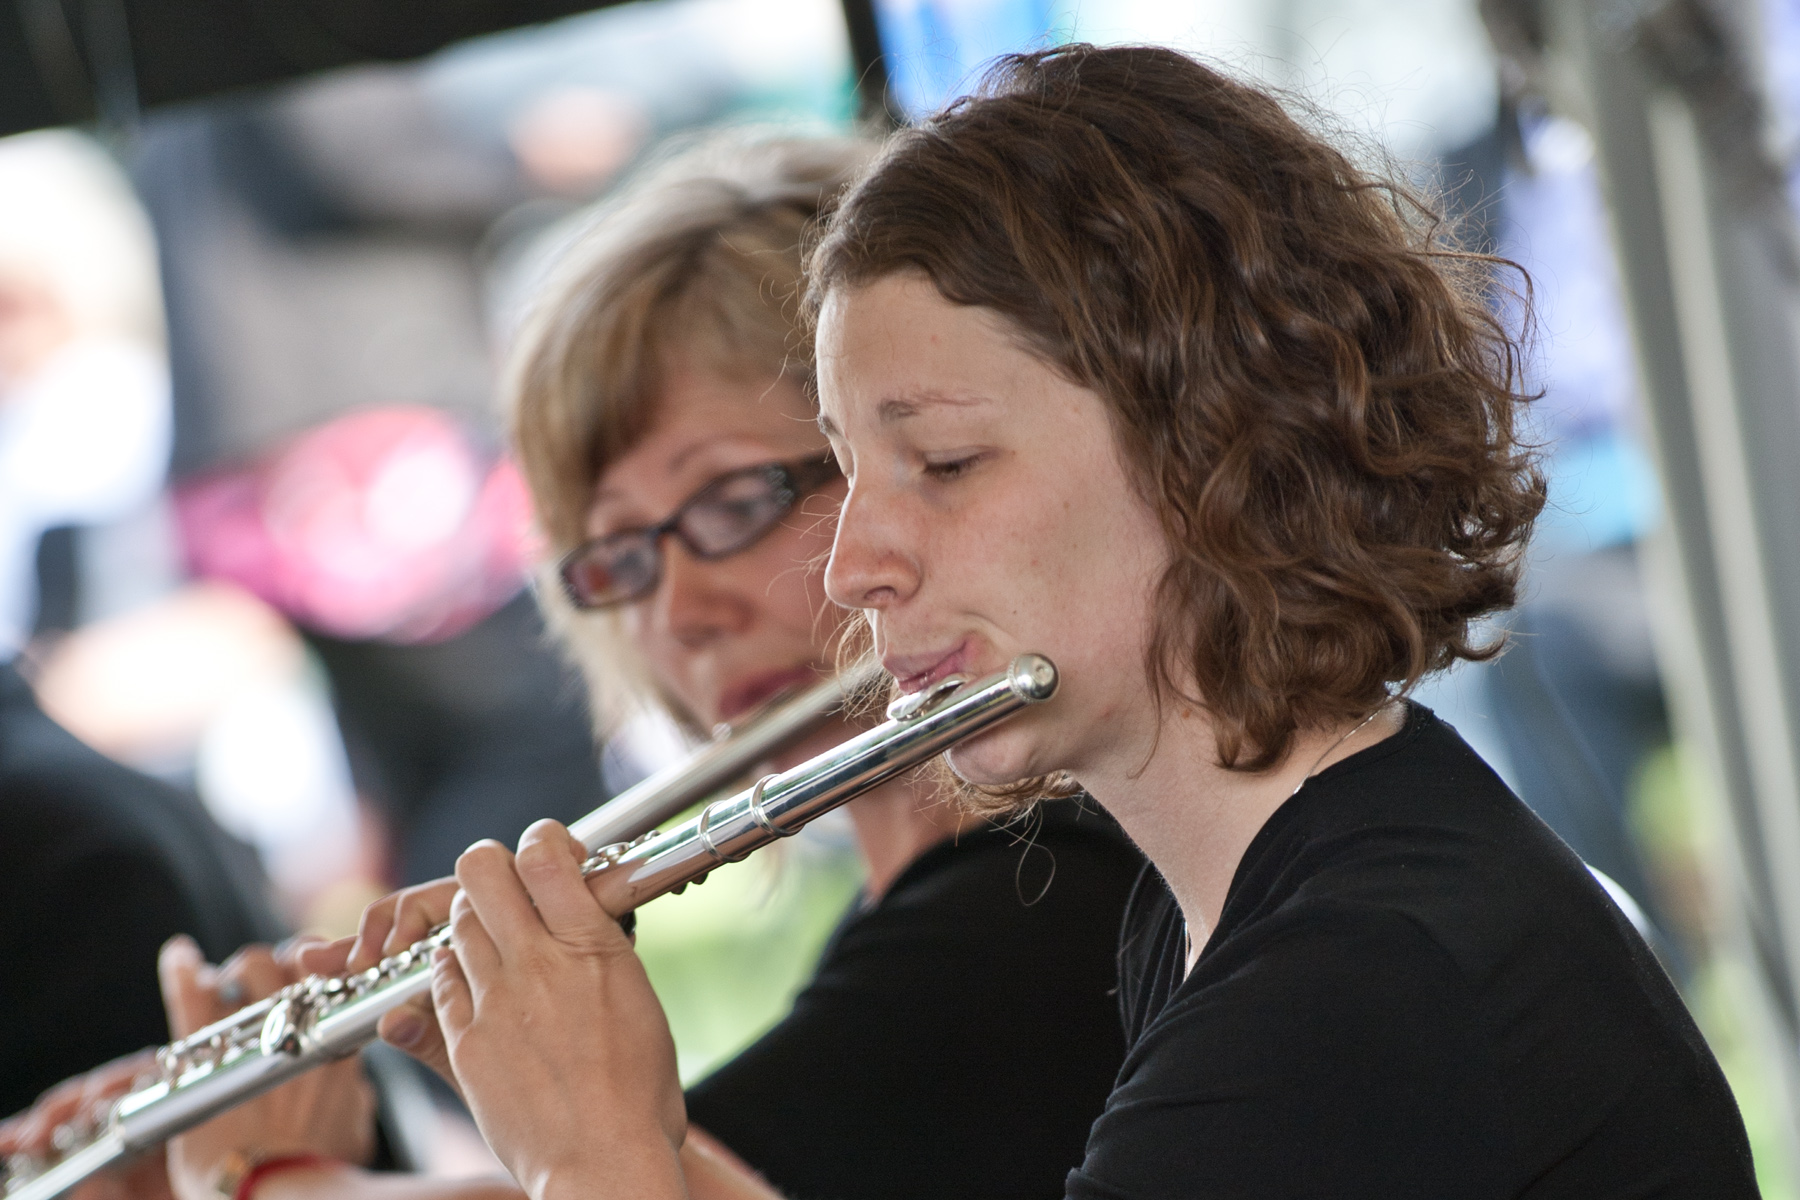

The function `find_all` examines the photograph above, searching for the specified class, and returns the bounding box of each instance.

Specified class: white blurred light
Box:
[195,670,363,897]
[1055,0,1499,158]
[364,441,478,550]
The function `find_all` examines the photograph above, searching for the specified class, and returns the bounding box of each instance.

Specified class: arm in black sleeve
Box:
[0,845,206,1117]
[686,826,1135,1200]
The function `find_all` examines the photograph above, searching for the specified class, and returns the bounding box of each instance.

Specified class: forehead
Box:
[815,275,1026,434]
[639,368,813,443]
[593,370,819,501]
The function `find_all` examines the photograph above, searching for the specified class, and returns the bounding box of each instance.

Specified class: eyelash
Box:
[923,453,982,482]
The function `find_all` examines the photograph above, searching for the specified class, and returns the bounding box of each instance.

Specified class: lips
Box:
[883,637,976,697]
[717,664,822,724]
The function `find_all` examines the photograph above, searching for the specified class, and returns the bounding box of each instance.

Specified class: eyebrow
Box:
[590,435,770,508]
[817,389,991,437]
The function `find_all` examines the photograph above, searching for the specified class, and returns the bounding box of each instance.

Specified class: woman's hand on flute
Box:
[432,819,687,1200]
[161,938,375,1200]
[0,1051,172,1200]
[295,877,463,1090]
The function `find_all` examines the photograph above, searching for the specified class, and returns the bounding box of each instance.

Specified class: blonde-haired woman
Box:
[142,135,1139,1200]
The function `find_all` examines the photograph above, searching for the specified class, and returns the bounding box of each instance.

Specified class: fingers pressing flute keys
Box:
[431,820,686,1200]
[293,876,464,1089]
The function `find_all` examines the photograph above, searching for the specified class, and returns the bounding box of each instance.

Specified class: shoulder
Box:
[1217,705,1693,1036]
[1078,908,1497,1197]
[1233,703,1622,983]
[1144,902,1470,1069]
[1078,705,1757,1197]
[1090,897,1755,1198]
[3,727,205,875]
[1,674,168,859]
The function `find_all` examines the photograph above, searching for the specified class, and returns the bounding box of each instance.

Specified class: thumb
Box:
[379,999,458,1095]
[157,936,216,1039]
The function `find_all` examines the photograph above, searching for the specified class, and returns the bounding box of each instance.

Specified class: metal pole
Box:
[1496,0,1800,1156]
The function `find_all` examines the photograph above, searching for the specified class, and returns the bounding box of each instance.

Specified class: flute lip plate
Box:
[885,672,972,722]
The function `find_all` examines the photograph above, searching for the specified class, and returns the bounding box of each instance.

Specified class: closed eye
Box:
[923,453,984,481]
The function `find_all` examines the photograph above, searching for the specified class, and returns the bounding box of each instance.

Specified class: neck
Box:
[1082,700,1403,970]
[844,774,975,899]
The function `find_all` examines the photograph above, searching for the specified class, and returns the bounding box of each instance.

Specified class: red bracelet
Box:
[232,1154,335,1200]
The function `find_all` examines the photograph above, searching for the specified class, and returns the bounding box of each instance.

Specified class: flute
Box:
[2,661,875,1196]
[3,655,1058,1200]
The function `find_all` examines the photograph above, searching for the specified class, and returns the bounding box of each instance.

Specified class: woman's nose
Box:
[652,538,750,648]
[824,480,918,613]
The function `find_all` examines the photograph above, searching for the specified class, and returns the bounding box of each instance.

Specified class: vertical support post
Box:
[837,0,898,127]
[1525,0,1800,1156]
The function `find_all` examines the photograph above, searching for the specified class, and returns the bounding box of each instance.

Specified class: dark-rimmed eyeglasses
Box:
[558,458,841,610]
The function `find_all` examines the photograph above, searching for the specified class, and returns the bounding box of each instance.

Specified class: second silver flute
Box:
[4,654,1058,1200]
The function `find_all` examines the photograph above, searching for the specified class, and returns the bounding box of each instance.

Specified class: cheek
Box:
[744,522,839,638]
[619,606,691,692]
[958,471,1130,630]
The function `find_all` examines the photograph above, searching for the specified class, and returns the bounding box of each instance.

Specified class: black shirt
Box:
[686,800,1141,1200]
[0,663,284,1117]
[1068,702,1755,1199]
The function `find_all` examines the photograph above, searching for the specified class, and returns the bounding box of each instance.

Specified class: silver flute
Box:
[4,655,1057,1200]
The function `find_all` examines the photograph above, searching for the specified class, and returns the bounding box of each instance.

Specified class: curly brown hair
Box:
[807,44,1545,772]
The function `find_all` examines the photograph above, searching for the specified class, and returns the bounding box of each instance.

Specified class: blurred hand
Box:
[296,876,462,1088]
[160,938,376,1200]
[1,1049,148,1158]
[0,1051,172,1200]
[681,1127,784,1200]
[432,821,685,1200]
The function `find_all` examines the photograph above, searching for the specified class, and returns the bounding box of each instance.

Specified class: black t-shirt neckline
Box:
[1197,698,1431,967]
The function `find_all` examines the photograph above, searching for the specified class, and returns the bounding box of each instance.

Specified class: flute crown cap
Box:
[1007,654,1058,703]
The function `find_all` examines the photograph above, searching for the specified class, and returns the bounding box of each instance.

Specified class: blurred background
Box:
[4,0,1800,1189]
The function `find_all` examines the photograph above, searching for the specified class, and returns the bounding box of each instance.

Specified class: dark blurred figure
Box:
[131,81,612,884]
[307,592,603,885]
[0,661,283,1117]
[164,402,608,887]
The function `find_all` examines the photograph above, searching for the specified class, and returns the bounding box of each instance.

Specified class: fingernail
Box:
[159,935,200,966]
[387,1015,425,1048]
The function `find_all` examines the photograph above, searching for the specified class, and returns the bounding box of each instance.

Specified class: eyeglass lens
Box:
[563,463,818,608]
[681,469,793,555]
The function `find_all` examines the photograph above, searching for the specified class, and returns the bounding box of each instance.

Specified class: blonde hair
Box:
[508,132,877,735]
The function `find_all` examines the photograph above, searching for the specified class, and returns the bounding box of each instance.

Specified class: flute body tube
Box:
[3,656,1058,1200]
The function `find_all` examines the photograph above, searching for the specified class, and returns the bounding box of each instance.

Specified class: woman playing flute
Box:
[420,44,1758,1198]
[119,135,1135,1200]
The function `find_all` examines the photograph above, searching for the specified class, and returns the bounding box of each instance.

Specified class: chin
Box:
[943,721,1052,788]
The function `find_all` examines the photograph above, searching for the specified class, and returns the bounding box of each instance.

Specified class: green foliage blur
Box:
[1635,746,1795,1198]
[634,828,864,1083]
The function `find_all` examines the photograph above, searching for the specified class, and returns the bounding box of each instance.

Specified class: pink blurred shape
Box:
[176,407,541,644]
